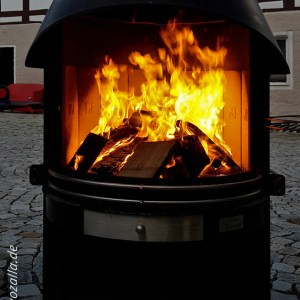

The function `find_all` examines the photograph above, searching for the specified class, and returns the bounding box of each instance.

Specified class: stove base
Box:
[43,193,270,300]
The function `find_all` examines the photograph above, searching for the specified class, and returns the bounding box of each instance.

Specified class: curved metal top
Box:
[48,167,263,192]
[47,167,265,205]
[26,0,289,74]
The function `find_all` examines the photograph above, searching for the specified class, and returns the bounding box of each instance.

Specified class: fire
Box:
[89,19,231,174]
[91,58,132,138]
[74,154,84,171]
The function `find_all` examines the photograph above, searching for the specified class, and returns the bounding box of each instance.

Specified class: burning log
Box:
[91,153,125,176]
[117,140,180,178]
[162,156,191,179]
[91,137,145,175]
[110,125,138,142]
[180,136,210,178]
[108,113,142,142]
[68,133,108,173]
[163,136,210,178]
[128,112,142,128]
[188,124,242,173]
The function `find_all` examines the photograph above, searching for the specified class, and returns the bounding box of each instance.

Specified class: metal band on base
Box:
[84,210,204,242]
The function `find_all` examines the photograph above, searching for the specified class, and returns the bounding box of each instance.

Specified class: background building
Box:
[258,0,300,116]
[0,0,299,116]
[0,0,52,85]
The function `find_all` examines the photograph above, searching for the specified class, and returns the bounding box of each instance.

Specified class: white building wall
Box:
[0,23,43,84]
[1,0,23,12]
[0,16,22,23]
[29,0,53,10]
[264,11,300,116]
[259,1,284,10]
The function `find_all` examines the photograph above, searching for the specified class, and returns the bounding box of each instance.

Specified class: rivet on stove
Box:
[136,225,146,235]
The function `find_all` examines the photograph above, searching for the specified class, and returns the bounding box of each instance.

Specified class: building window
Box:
[0,46,15,86]
[270,31,293,89]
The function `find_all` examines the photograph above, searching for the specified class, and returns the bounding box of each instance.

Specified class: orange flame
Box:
[74,154,84,171]
[92,19,229,156]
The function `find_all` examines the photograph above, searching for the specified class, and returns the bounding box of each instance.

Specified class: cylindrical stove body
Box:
[26,1,289,299]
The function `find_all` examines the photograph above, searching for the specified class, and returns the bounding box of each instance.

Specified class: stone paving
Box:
[0,112,299,299]
[0,112,43,299]
[270,131,300,300]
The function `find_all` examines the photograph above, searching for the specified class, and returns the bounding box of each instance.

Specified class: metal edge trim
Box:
[48,168,263,191]
[48,180,263,205]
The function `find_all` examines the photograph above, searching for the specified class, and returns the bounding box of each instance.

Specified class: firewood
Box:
[180,136,210,178]
[201,164,239,176]
[128,112,142,128]
[188,123,242,173]
[110,126,138,142]
[162,156,191,179]
[92,137,145,175]
[117,140,180,178]
[68,133,108,173]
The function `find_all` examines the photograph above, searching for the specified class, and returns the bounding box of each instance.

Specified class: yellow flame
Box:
[165,155,176,169]
[91,57,133,139]
[74,155,84,171]
[92,19,229,156]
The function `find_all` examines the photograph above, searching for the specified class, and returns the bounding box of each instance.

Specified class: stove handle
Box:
[30,164,46,185]
[269,171,285,196]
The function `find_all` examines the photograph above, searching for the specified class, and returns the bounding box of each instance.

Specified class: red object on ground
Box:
[2,83,44,113]
[0,88,8,99]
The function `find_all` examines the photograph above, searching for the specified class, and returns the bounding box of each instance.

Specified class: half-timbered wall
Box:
[0,0,52,25]
[0,0,52,84]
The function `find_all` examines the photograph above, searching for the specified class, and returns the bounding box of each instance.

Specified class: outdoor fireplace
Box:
[26,0,289,299]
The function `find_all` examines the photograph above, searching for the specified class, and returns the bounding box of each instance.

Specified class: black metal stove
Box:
[26,0,289,299]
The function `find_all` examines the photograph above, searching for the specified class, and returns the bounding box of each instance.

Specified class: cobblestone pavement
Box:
[0,112,299,299]
[0,112,43,299]
[270,131,300,300]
